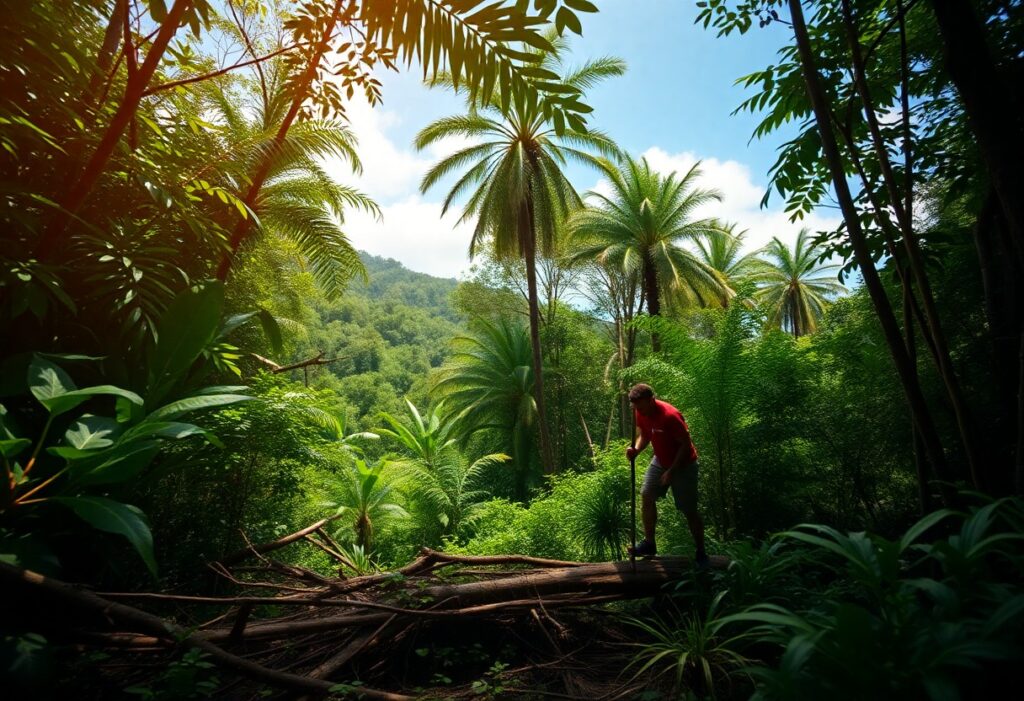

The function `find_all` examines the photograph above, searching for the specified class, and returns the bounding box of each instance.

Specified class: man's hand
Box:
[659,468,673,486]
[625,446,639,460]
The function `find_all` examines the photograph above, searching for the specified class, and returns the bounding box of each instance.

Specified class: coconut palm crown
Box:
[755,228,847,336]
[693,223,773,305]
[570,155,730,349]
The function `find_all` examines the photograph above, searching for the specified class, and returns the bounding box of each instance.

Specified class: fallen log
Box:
[5,518,728,699]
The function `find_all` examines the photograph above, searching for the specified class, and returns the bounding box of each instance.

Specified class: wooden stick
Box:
[218,514,343,565]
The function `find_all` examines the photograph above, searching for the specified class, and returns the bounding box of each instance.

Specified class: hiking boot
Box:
[628,540,657,557]
[695,552,711,570]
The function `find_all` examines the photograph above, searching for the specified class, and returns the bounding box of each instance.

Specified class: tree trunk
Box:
[522,200,555,475]
[36,0,192,259]
[215,0,346,280]
[928,0,1024,264]
[643,250,661,352]
[524,224,557,474]
[787,0,953,497]
[82,0,128,109]
[842,0,986,489]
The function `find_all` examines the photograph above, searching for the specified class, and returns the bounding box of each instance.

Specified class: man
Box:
[625,383,708,567]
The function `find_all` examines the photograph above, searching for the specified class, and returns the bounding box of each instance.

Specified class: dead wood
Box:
[251,351,348,374]
[6,516,727,699]
[217,514,343,565]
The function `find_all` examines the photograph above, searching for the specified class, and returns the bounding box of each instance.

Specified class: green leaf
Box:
[564,0,598,12]
[148,393,253,422]
[69,441,160,486]
[148,0,168,23]
[28,356,76,403]
[39,385,144,418]
[555,7,582,35]
[63,415,121,451]
[122,421,208,442]
[899,509,956,552]
[0,438,31,458]
[53,496,157,575]
[258,309,283,355]
[147,281,225,404]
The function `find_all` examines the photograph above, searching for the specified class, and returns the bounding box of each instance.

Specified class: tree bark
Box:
[82,0,128,109]
[643,250,661,352]
[522,192,556,475]
[218,514,343,565]
[787,0,953,496]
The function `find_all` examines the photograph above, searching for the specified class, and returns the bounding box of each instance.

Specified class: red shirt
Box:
[636,399,698,467]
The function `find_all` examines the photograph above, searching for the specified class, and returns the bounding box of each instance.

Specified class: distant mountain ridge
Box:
[351,251,459,322]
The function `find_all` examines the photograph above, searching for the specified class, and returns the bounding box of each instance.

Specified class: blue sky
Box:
[327,1,839,278]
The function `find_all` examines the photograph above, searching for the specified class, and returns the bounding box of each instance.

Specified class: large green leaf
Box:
[40,386,144,418]
[146,281,225,404]
[147,393,253,421]
[62,415,121,451]
[258,308,283,355]
[28,356,76,402]
[121,420,211,443]
[68,441,160,485]
[53,496,157,575]
[0,404,30,458]
[29,355,143,416]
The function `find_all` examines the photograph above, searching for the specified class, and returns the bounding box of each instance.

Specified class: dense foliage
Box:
[3,1,1023,699]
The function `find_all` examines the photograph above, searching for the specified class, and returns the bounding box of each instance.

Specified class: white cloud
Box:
[321,93,482,278]
[323,94,480,203]
[343,195,476,279]
[636,146,842,254]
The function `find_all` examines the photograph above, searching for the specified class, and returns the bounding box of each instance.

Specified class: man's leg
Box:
[672,461,707,561]
[634,460,667,553]
[684,510,706,560]
[642,491,658,544]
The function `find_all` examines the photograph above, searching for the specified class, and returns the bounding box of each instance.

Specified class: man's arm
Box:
[626,433,649,459]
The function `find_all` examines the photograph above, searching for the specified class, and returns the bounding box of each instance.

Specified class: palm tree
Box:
[408,453,509,544]
[693,223,771,305]
[201,68,380,298]
[754,229,847,337]
[376,399,459,470]
[432,318,544,501]
[570,156,729,351]
[322,457,407,553]
[415,36,624,474]
[377,400,506,543]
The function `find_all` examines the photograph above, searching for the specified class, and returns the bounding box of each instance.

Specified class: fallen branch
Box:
[0,562,411,700]
[218,514,343,565]
[250,351,348,374]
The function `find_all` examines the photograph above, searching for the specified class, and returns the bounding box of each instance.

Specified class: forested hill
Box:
[282,252,464,426]
[352,252,460,322]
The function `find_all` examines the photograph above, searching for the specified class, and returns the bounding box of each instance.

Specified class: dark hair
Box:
[628,383,654,402]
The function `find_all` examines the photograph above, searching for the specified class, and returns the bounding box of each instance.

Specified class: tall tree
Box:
[755,229,846,337]
[416,37,623,474]
[570,155,729,351]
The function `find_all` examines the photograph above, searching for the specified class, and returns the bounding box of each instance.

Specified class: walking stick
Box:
[629,408,637,574]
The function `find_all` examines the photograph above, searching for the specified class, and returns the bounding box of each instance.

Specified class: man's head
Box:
[628,383,658,417]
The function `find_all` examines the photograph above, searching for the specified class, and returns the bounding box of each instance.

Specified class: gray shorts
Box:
[641,458,699,515]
